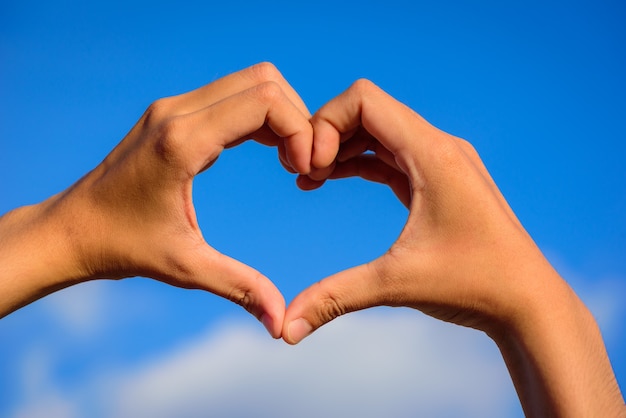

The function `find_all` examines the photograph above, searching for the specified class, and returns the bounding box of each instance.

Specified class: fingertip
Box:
[287,151,310,175]
[285,133,313,175]
[311,118,340,170]
[277,141,297,173]
[255,283,286,339]
[296,175,325,191]
[204,252,286,338]
[282,286,318,344]
[260,313,282,339]
[307,164,335,182]
[282,263,383,344]
[284,318,313,345]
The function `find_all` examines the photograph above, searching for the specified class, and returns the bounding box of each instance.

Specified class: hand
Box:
[0,63,312,337]
[284,78,540,340]
[282,80,624,416]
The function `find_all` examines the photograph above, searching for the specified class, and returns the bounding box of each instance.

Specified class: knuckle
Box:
[350,78,377,95]
[248,61,282,84]
[153,117,187,164]
[143,97,174,126]
[228,287,255,314]
[316,286,347,324]
[457,137,480,159]
[251,81,283,104]
[367,255,411,307]
[158,117,184,143]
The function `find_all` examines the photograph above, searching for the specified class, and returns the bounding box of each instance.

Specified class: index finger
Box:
[170,81,313,175]
[311,79,438,179]
[160,62,311,120]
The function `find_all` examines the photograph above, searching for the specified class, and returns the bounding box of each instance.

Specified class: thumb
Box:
[283,262,382,345]
[182,248,286,339]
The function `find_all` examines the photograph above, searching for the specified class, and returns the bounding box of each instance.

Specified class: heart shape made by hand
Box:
[4,63,617,418]
[19,63,541,350]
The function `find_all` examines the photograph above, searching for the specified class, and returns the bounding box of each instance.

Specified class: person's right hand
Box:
[283,80,624,417]
[0,63,312,338]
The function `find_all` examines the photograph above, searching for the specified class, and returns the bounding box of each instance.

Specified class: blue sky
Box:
[1,0,625,416]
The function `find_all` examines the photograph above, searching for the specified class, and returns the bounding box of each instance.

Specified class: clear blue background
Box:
[1,1,625,417]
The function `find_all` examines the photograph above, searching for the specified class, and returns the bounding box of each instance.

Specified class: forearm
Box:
[492,265,625,417]
[0,193,87,318]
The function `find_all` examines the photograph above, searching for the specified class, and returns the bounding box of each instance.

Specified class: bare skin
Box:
[1,64,623,416]
[0,62,313,337]
[284,79,626,417]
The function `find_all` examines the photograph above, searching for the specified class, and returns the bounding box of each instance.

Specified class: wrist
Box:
[487,257,624,416]
[0,192,89,317]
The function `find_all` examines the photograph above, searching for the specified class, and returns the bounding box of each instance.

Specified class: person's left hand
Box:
[19,63,312,336]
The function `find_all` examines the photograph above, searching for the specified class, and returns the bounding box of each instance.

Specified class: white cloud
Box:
[11,394,78,418]
[41,281,110,338]
[9,310,521,418]
[10,347,80,418]
[96,310,520,418]
[8,258,625,418]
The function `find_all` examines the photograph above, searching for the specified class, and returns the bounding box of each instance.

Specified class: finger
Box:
[335,127,376,162]
[188,248,286,338]
[277,140,297,174]
[336,130,399,171]
[295,174,325,191]
[306,161,336,182]
[312,79,438,177]
[162,62,311,119]
[329,156,411,207]
[297,152,410,203]
[166,81,313,175]
[283,262,383,345]
[308,126,378,182]
[310,117,342,169]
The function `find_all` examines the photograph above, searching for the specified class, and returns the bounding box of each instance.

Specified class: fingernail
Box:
[260,314,275,338]
[288,318,313,344]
